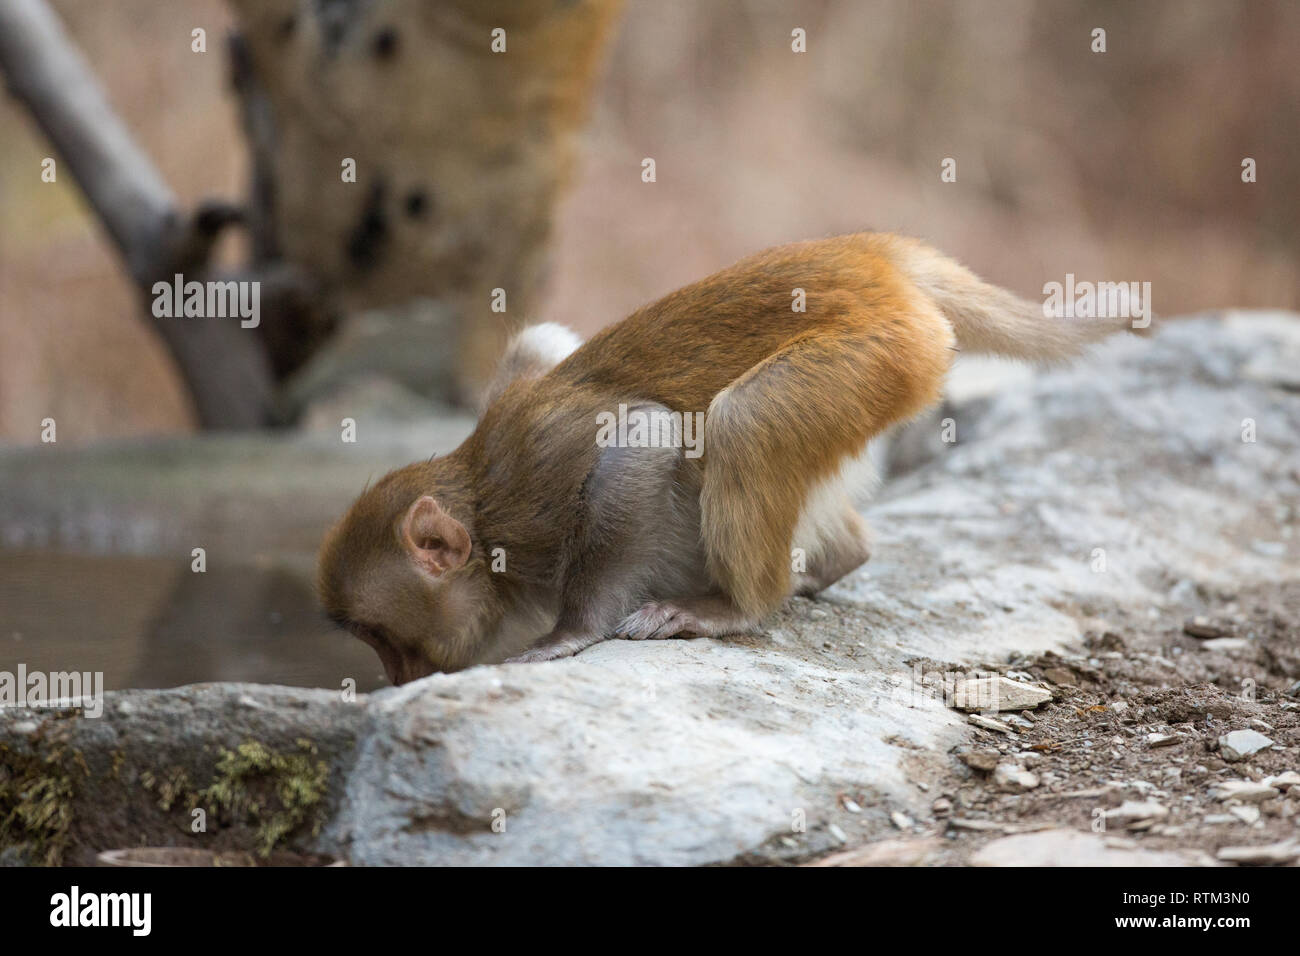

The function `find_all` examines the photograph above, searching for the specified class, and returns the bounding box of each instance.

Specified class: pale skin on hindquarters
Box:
[317,232,1140,684]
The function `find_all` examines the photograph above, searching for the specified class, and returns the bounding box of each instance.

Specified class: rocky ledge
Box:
[2,312,1297,865]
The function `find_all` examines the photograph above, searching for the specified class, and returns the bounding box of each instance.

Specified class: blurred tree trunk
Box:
[0,0,621,426]
[0,0,275,428]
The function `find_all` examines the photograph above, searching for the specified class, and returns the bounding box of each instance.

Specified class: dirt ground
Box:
[805,581,1300,866]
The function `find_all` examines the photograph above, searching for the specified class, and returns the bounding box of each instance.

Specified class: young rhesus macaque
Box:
[318,233,1140,683]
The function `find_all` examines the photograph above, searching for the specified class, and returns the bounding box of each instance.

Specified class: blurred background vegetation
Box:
[2,0,1297,444]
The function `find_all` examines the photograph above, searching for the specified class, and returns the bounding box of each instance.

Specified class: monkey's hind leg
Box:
[794,497,873,597]
[701,316,951,617]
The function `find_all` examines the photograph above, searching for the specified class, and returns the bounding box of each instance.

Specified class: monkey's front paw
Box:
[614,603,702,641]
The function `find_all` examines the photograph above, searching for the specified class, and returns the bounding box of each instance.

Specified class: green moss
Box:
[195,739,329,857]
[4,731,332,865]
[140,766,191,812]
[0,744,77,866]
[157,767,191,812]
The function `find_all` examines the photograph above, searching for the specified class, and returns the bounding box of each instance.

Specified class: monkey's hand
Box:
[505,629,608,664]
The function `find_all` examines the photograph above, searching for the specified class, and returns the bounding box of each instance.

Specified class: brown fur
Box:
[319,232,1138,681]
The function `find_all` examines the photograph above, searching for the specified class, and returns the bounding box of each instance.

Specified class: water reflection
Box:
[0,552,387,693]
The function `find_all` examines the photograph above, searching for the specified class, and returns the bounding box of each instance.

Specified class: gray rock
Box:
[1203,814,1243,826]
[280,299,462,419]
[1183,617,1229,639]
[0,684,368,866]
[1199,638,1252,654]
[1216,840,1300,865]
[974,829,1215,867]
[1146,732,1182,748]
[1228,805,1262,825]
[1104,801,1170,825]
[1263,771,1300,791]
[1212,780,1280,803]
[993,763,1040,793]
[948,818,1005,833]
[968,714,1015,734]
[953,676,1052,712]
[2,313,1298,864]
[811,836,943,867]
[298,376,447,433]
[1219,730,1275,762]
[962,750,1002,772]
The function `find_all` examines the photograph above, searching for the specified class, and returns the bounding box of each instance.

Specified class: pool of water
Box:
[0,551,388,693]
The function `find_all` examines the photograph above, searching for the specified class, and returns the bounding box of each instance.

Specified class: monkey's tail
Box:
[891,239,1148,364]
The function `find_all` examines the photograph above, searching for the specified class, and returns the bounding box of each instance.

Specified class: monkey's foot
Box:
[506,630,607,664]
[614,598,753,641]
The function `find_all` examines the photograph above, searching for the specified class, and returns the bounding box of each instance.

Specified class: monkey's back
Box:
[551,233,928,412]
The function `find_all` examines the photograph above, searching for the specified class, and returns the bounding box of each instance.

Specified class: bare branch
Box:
[0,0,274,428]
[0,0,178,285]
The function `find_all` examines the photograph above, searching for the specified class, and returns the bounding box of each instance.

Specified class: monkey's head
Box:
[317,461,494,683]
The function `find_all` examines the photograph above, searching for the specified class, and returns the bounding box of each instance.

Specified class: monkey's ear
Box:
[401,496,471,576]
